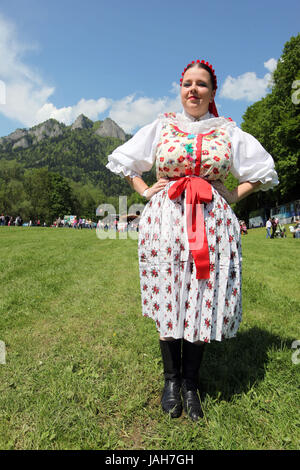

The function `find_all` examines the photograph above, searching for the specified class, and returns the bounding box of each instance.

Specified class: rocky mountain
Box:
[0,115,127,152]
[0,115,155,197]
[71,114,94,130]
[94,117,126,141]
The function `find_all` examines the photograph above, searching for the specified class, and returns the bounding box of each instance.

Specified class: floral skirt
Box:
[138,181,242,343]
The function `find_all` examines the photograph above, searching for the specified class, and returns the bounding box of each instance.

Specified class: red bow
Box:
[168,177,212,280]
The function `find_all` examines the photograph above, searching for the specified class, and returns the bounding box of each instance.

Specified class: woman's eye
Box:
[183,82,207,87]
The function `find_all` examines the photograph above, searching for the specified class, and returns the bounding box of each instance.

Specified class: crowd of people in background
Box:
[1,214,24,226]
[265,217,288,238]
[54,217,96,229]
[0,213,97,229]
[2,212,299,238]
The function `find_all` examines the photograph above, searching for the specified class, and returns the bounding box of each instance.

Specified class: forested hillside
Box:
[0,116,156,224]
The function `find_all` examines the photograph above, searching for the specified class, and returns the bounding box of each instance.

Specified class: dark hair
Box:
[183,62,217,90]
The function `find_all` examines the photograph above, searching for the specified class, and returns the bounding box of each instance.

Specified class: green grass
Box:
[0,226,299,450]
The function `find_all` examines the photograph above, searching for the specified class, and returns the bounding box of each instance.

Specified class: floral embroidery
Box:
[156,119,232,181]
[139,116,242,344]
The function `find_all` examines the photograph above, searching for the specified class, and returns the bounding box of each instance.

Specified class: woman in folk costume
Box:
[106,60,278,421]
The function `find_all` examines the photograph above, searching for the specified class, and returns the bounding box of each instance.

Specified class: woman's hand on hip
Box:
[210,180,261,204]
[146,178,170,199]
[210,180,237,204]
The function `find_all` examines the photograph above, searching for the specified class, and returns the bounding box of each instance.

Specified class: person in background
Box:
[271,217,277,238]
[266,218,272,239]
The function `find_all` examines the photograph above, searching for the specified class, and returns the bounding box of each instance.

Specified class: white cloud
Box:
[35,97,112,126]
[109,83,181,133]
[219,58,277,102]
[264,58,277,73]
[0,14,182,134]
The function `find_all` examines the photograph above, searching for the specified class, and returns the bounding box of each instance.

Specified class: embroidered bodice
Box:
[155,115,233,182]
[106,111,279,192]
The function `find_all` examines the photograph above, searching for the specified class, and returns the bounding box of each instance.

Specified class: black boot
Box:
[159,339,182,418]
[182,340,206,421]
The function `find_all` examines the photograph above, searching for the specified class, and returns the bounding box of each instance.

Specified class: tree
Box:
[241,34,300,205]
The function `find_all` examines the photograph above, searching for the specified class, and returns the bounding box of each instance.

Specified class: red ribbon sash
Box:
[168,176,212,280]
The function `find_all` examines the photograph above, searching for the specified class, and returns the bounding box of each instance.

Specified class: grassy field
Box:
[0,225,299,450]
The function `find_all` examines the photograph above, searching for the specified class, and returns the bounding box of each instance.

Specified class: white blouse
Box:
[106,110,279,191]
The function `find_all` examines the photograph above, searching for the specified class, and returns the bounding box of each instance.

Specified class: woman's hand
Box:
[145,178,170,200]
[210,180,261,204]
[210,180,237,204]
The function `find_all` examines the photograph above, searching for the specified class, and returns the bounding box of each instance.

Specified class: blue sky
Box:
[0,0,299,137]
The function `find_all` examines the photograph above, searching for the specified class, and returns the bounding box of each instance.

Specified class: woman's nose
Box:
[189,82,197,92]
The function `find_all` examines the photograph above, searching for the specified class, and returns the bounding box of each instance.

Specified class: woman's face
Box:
[180,66,216,119]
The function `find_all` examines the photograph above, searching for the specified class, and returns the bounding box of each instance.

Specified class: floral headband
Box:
[180,60,218,89]
[180,60,219,117]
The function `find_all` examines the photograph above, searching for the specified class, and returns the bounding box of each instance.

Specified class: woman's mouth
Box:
[188,96,199,101]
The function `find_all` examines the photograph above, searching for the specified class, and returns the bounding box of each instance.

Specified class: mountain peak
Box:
[71,114,93,130]
[94,117,126,141]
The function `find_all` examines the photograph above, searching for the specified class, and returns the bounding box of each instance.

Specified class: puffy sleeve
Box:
[230,126,279,191]
[106,119,162,178]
